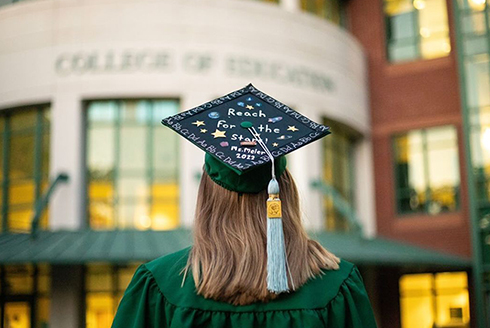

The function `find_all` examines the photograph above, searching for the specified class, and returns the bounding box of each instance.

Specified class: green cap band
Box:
[204,153,287,193]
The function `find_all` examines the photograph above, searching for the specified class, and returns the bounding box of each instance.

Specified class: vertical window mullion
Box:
[148,102,154,230]
[431,274,437,326]
[114,102,121,230]
[422,129,431,214]
[33,109,43,208]
[2,117,10,232]
[112,266,118,314]
[413,7,422,59]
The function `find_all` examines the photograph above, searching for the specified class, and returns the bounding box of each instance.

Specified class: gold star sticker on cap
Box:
[192,120,205,127]
[246,105,254,110]
[200,129,207,133]
[272,143,279,147]
[211,129,226,138]
[287,125,299,132]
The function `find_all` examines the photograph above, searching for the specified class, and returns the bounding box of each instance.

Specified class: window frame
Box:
[399,271,471,328]
[0,104,50,233]
[382,0,451,63]
[392,124,461,217]
[83,98,181,231]
[321,118,362,232]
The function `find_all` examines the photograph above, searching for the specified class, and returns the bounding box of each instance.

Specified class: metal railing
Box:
[310,179,363,235]
[31,172,69,239]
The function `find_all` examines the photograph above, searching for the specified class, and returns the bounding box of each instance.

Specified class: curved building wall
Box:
[0,0,375,235]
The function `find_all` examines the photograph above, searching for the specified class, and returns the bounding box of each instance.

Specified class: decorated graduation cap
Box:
[161,83,331,294]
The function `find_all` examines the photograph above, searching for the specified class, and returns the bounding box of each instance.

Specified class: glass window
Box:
[399,272,470,328]
[0,264,51,328]
[384,0,451,62]
[322,119,360,232]
[463,53,490,204]
[86,99,180,230]
[85,264,141,328]
[300,0,343,25]
[393,125,460,216]
[0,105,50,233]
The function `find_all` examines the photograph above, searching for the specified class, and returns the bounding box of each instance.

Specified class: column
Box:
[289,109,325,231]
[49,91,85,230]
[353,135,377,238]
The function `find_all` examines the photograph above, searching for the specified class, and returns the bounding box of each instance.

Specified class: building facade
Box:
[0,0,477,327]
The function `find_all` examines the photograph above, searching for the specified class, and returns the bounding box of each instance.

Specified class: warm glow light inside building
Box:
[400,272,470,328]
[413,0,426,10]
[481,127,490,151]
[469,0,486,11]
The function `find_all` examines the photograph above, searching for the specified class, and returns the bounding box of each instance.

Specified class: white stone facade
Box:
[0,0,375,235]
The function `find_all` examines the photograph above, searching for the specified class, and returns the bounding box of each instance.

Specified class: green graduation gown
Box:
[111,247,378,328]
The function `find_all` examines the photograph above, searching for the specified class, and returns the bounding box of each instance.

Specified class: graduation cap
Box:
[161,83,331,294]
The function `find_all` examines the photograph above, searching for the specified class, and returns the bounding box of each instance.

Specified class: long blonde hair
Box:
[184,168,340,305]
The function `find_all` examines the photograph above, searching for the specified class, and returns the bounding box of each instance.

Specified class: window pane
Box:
[4,302,31,328]
[153,128,179,180]
[435,272,468,290]
[118,176,148,201]
[121,100,151,124]
[9,181,35,205]
[119,126,146,171]
[389,43,419,62]
[89,181,114,201]
[5,265,34,294]
[10,109,37,131]
[89,199,114,230]
[86,265,112,292]
[400,273,433,292]
[0,105,50,232]
[389,11,417,41]
[395,125,461,215]
[117,201,150,230]
[36,297,50,328]
[9,133,35,180]
[8,207,32,232]
[87,99,179,230]
[465,56,490,110]
[384,0,450,62]
[395,131,426,214]
[88,127,115,179]
[322,119,358,232]
[462,11,486,35]
[419,0,451,59]
[399,273,434,328]
[86,294,114,328]
[434,272,470,326]
[152,200,180,230]
[37,264,51,294]
[88,101,117,124]
[426,126,460,213]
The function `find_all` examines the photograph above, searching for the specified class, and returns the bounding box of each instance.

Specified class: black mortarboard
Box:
[161,83,331,192]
